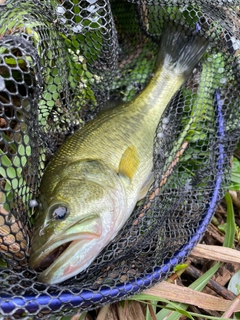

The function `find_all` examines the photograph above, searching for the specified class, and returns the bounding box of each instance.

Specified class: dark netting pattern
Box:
[0,0,240,318]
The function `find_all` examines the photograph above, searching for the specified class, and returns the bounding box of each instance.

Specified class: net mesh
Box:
[0,0,240,318]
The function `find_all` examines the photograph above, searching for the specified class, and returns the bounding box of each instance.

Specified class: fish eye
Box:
[50,205,68,220]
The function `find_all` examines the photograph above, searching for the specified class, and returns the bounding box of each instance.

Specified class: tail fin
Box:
[156,22,209,77]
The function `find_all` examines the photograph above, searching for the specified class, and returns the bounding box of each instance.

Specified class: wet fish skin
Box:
[29,24,209,284]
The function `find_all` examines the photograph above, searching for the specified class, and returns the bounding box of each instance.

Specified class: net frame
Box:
[0,89,225,316]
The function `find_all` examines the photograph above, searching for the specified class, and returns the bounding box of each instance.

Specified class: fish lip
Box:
[29,231,100,270]
[30,214,102,270]
[37,238,98,284]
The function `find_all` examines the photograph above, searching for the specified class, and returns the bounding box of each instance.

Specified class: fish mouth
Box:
[29,216,102,273]
[32,234,102,284]
[34,241,72,270]
[30,232,101,271]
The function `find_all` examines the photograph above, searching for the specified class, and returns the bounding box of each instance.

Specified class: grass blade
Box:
[224,191,236,248]
[155,262,221,319]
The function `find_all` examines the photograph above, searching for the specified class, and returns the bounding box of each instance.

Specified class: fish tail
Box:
[156,22,209,77]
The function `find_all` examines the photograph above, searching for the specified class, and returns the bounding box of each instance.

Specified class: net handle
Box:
[0,91,225,315]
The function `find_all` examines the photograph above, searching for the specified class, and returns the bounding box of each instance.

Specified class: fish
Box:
[29,23,209,284]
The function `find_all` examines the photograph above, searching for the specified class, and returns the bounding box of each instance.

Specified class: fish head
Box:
[29,160,127,284]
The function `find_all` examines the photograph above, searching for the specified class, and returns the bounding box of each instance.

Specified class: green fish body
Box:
[30,24,208,284]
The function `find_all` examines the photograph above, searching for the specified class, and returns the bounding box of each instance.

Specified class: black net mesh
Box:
[0,0,240,318]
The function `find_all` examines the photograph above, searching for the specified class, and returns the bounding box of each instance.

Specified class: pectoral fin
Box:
[118,145,139,182]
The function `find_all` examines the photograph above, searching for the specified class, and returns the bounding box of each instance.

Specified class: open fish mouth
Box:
[35,241,72,270]
[37,235,103,284]
[29,215,103,272]
[30,231,100,270]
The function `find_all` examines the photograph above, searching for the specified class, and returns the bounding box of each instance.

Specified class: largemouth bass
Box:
[30,24,209,284]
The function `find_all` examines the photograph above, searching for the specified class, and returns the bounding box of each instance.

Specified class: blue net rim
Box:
[0,90,225,315]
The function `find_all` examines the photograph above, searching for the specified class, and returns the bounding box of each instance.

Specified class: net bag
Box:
[0,0,239,318]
